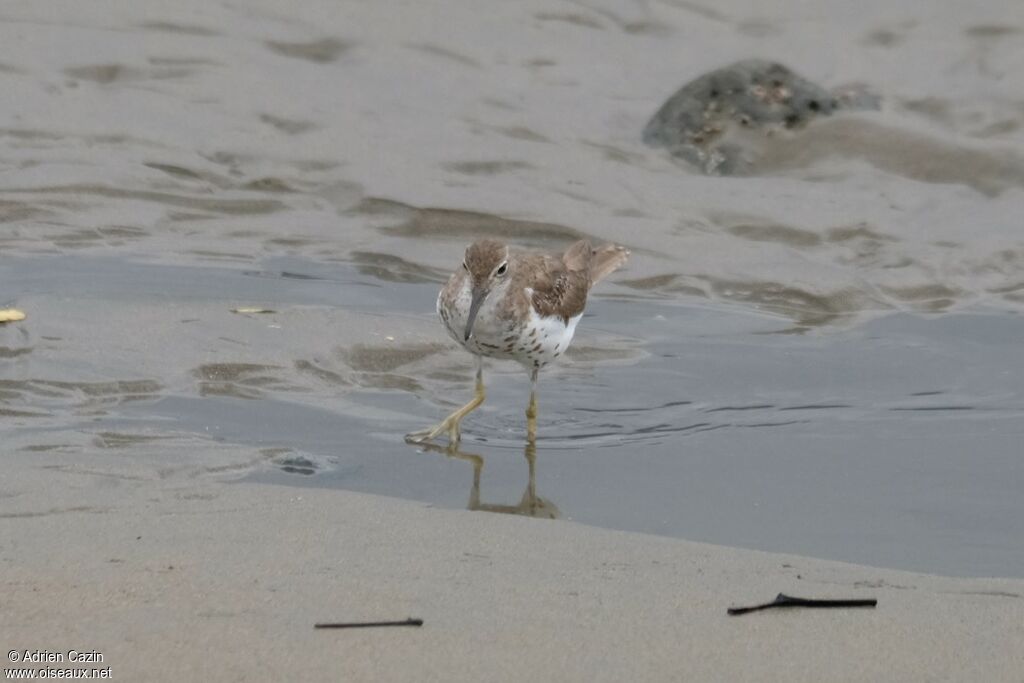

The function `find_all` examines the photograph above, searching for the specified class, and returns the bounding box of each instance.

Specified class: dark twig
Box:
[314,618,423,629]
[728,593,877,616]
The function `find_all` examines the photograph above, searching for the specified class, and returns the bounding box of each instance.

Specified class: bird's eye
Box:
[495,262,508,276]
[462,262,469,271]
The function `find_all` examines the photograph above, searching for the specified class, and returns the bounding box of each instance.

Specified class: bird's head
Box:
[462,239,510,341]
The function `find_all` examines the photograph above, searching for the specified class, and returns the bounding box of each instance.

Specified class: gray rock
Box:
[643,59,878,174]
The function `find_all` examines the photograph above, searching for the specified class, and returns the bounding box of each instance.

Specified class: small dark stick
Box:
[314,618,424,629]
[727,593,877,616]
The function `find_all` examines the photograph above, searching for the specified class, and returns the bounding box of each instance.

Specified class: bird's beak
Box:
[464,286,488,341]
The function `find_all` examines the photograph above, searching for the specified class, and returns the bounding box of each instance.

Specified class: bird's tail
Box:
[563,240,629,285]
[590,243,630,284]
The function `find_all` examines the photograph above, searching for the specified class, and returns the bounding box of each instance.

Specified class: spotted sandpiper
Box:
[405,238,629,445]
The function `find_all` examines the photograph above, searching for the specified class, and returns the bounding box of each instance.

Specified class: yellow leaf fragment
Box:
[0,308,26,323]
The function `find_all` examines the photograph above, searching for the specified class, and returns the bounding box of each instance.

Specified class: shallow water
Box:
[5,252,1023,577]
[2,0,1024,577]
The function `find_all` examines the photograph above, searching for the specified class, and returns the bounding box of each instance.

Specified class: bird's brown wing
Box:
[513,241,628,323]
[527,253,591,323]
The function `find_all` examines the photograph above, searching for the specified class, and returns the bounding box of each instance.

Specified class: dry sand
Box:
[2,454,1023,681]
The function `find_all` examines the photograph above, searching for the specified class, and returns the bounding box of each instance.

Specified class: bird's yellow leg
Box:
[525,367,539,444]
[406,359,485,445]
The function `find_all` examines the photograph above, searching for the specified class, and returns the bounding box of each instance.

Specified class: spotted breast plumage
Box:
[406,238,629,445]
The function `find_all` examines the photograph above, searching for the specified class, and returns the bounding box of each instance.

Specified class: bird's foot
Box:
[405,417,461,446]
[406,377,485,446]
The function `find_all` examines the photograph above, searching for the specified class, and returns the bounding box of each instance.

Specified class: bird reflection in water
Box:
[415,440,559,519]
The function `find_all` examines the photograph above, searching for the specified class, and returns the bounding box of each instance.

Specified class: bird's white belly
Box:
[510,308,581,368]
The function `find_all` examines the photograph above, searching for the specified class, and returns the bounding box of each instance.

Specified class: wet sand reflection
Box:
[414,441,559,520]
